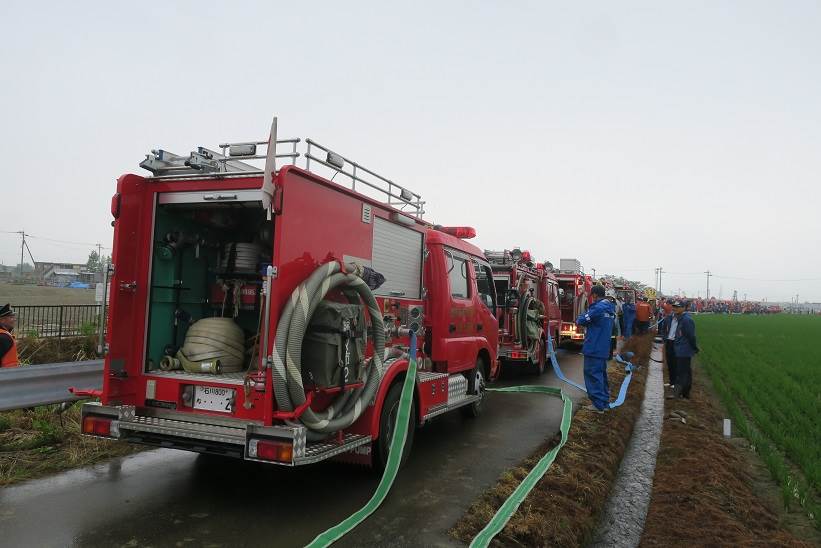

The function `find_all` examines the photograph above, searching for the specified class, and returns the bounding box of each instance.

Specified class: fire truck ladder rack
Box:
[140,134,425,218]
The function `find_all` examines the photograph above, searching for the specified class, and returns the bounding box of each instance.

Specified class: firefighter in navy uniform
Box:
[576,285,616,413]
[0,304,20,368]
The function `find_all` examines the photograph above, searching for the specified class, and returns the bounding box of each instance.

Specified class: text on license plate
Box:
[193,386,235,413]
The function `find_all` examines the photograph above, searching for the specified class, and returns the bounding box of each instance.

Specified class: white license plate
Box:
[193,386,235,413]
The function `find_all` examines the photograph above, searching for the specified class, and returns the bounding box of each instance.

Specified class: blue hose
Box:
[546,335,635,408]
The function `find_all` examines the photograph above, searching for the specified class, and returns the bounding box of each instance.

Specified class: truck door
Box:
[103,175,149,403]
[443,249,477,373]
[473,259,499,355]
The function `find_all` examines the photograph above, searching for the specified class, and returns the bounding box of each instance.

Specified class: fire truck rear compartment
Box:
[145,200,271,377]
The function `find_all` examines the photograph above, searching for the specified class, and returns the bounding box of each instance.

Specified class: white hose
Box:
[181,317,245,372]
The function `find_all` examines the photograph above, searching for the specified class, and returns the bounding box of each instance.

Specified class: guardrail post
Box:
[58,305,64,341]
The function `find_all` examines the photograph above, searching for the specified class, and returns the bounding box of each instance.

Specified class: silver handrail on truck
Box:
[139,117,425,218]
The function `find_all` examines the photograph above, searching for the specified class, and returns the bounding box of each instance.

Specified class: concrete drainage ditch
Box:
[591,342,665,548]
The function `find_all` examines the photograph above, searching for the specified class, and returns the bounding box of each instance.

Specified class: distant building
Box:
[35,262,99,285]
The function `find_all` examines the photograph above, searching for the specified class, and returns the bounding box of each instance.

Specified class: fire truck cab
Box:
[555,259,591,345]
[81,118,499,469]
[615,285,637,305]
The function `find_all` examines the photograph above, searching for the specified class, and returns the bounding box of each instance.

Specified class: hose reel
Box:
[271,261,386,438]
[518,294,545,363]
[160,317,246,374]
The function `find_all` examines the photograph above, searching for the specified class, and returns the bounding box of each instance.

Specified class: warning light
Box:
[438,226,476,239]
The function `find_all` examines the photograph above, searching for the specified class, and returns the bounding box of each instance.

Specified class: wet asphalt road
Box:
[0,350,588,548]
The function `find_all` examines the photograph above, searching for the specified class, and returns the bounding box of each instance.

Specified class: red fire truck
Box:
[614,284,637,305]
[80,118,499,469]
[555,259,592,345]
[485,249,560,374]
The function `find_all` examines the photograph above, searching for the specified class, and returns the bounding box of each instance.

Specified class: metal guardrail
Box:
[0,360,104,412]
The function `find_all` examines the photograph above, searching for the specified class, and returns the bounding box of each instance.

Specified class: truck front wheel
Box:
[461,358,486,418]
[373,380,415,471]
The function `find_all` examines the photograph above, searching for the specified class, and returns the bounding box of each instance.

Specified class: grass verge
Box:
[17,335,98,365]
[0,403,141,487]
[450,333,653,546]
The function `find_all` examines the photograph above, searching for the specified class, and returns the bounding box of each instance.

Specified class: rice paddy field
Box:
[0,283,97,306]
[696,314,821,527]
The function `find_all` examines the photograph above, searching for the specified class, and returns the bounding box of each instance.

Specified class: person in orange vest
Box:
[635,296,653,334]
[0,303,20,367]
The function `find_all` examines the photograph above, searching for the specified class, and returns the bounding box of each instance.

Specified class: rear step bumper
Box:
[81,403,370,466]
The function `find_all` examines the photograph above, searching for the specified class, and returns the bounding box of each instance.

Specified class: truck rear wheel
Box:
[530,338,546,375]
[373,380,415,471]
[461,358,486,418]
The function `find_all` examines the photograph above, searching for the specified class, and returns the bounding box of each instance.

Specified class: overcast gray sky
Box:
[1,1,819,302]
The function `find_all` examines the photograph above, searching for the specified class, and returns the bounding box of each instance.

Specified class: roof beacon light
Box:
[326,151,345,169]
[439,226,476,239]
[521,250,532,263]
[229,144,256,157]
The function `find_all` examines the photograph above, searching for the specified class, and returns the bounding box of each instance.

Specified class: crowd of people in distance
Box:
[656,296,782,315]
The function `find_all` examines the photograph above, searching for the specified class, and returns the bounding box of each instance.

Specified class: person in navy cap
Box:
[0,304,19,368]
[666,299,699,399]
[576,285,616,413]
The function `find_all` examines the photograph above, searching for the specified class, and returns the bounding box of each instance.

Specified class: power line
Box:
[711,274,821,283]
[0,230,110,249]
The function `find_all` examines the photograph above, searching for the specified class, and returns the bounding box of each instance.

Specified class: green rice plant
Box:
[696,314,821,528]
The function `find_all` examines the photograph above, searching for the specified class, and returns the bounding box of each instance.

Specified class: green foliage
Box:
[79,320,98,337]
[0,416,10,432]
[31,417,61,447]
[696,314,821,528]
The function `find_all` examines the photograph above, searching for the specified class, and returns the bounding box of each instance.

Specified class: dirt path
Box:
[639,360,816,547]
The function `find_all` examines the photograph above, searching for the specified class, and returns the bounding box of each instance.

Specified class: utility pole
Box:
[704,270,712,300]
[658,267,664,294]
[591,267,596,279]
[19,231,25,277]
[15,230,36,278]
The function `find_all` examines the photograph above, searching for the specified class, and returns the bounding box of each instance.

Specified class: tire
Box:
[373,380,415,471]
[461,358,487,418]
[530,337,546,375]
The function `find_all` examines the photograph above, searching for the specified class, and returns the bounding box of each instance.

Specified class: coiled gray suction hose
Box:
[518,294,544,362]
[271,262,386,437]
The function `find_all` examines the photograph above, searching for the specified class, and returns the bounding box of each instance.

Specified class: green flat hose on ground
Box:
[470,386,573,548]
[306,332,419,548]
[307,332,574,548]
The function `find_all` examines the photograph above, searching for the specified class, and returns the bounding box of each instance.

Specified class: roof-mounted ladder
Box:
[139,116,425,218]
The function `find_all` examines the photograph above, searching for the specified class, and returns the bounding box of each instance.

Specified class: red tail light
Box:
[249,439,293,463]
[82,416,115,437]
